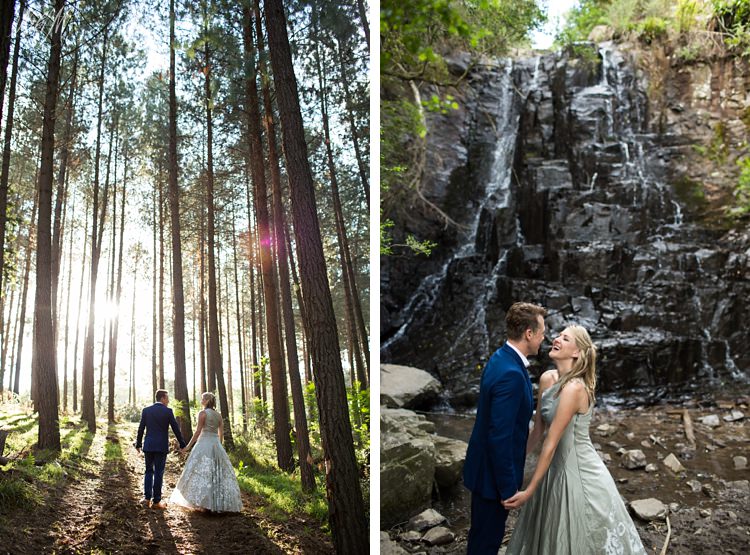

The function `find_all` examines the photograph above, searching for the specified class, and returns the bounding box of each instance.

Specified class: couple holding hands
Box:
[134,389,242,513]
[464,302,647,554]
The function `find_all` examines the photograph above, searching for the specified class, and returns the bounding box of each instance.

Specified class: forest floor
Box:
[0,413,333,554]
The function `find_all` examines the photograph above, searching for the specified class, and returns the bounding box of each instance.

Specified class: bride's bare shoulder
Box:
[539,369,559,389]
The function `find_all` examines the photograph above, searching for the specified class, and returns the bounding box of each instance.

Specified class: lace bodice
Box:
[203,408,221,433]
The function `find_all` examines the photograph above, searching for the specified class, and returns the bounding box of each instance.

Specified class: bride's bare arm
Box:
[183,410,207,452]
[218,416,224,445]
[504,380,588,509]
[526,370,557,454]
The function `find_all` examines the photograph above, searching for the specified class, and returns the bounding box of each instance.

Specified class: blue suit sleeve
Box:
[488,370,524,500]
[169,409,186,448]
[135,409,146,449]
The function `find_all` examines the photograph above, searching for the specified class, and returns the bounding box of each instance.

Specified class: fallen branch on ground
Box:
[659,515,671,555]
[682,409,696,448]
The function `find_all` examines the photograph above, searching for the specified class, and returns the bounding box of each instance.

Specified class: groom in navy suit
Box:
[135,389,186,509]
[463,302,547,554]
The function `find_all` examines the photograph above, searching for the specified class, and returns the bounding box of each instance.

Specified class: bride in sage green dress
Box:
[503,325,646,554]
[170,392,243,513]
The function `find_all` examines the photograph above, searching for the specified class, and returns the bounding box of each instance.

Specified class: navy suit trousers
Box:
[143,451,168,502]
[467,492,508,555]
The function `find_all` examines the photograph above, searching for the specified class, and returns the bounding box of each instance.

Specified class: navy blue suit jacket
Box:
[463,343,534,501]
[135,402,186,452]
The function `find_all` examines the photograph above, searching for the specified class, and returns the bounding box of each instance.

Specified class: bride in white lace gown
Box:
[170,392,243,512]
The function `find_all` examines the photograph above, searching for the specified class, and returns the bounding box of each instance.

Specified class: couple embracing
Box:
[134,389,242,513]
[464,302,646,554]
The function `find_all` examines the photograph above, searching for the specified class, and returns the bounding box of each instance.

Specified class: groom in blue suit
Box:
[463,302,547,554]
[135,389,186,509]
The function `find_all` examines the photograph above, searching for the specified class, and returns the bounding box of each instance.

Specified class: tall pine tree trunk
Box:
[107,139,128,422]
[314,43,368,389]
[81,29,110,432]
[13,192,36,396]
[158,176,165,389]
[354,0,369,52]
[230,206,247,432]
[199,214,207,394]
[99,122,117,412]
[264,0,367,550]
[51,46,78,342]
[62,195,76,411]
[224,266,234,416]
[203,25,233,449]
[167,0,192,438]
[335,35,368,207]
[243,6,292,470]
[129,248,139,405]
[285,224,312,385]
[34,0,64,452]
[254,0,314,489]
[0,0,22,300]
[1,283,16,393]
[151,181,158,394]
[244,168,261,402]
[71,201,88,411]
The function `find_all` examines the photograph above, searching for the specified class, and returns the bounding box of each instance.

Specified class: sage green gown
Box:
[506,381,647,554]
[170,408,243,512]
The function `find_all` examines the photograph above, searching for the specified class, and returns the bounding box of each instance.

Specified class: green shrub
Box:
[713,0,750,55]
[730,155,750,216]
[635,16,669,43]
[608,0,641,34]
[675,42,703,60]
[677,0,703,32]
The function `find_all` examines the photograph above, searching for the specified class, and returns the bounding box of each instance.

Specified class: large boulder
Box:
[434,435,469,488]
[381,408,437,528]
[381,364,442,409]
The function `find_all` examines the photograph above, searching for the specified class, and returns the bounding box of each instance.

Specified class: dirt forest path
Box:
[2,422,332,554]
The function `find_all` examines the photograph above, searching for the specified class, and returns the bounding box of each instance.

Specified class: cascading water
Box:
[382,42,749,404]
[382,60,521,355]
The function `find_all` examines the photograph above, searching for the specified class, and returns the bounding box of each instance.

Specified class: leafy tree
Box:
[381,0,543,254]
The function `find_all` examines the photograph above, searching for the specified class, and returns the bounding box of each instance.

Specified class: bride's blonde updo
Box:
[555,325,597,404]
[201,392,217,410]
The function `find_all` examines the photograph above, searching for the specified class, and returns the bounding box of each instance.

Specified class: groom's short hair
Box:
[155,389,169,402]
[506,302,547,340]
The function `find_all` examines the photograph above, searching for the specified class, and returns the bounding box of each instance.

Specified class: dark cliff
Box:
[381,41,750,406]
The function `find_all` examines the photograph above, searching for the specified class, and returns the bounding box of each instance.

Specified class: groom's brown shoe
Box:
[139,498,151,508]
[153,500,167,510]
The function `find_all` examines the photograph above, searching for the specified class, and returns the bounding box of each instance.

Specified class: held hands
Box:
[502,489,532,509]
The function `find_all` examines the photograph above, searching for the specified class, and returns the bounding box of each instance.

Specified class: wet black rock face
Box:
[381,43,750,407]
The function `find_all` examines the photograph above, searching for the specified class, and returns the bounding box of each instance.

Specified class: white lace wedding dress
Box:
[170,408,243,512]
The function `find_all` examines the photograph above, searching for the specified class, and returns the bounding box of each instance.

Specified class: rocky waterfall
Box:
[381,42,750,407]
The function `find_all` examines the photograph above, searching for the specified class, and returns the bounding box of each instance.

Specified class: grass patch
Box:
[230,433,329,530]
[0,476,41,511]
[104,439,122,461]
[38,461,64,484]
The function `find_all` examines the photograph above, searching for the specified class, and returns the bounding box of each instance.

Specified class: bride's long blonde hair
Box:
[554,325,597,405]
